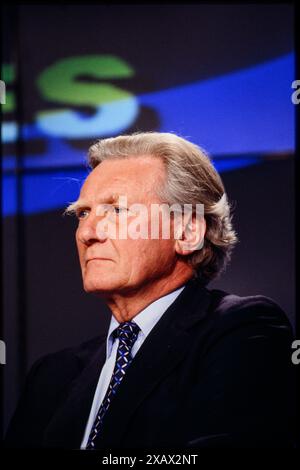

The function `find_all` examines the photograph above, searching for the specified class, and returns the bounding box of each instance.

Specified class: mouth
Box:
[86,258,112,264]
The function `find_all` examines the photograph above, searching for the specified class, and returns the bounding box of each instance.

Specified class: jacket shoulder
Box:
[24,334,106,394]
[207,288,293,334]
[11,335,105,412]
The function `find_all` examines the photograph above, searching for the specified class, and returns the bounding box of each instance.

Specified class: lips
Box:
[86,258,111,263]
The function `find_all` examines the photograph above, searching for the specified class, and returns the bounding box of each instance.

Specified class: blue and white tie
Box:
[86,320,140,449]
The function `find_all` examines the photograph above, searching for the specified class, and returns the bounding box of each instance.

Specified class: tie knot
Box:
[113,321,140,346]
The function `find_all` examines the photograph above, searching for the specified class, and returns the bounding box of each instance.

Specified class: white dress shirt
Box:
[80,284,186,449]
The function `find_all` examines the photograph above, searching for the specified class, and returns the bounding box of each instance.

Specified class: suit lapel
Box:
[43,338,107,448]
[94,278,212,447]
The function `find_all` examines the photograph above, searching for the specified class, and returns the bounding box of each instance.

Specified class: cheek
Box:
[157,239,176,265]
[76,238,86,266]
[130,238,175,272]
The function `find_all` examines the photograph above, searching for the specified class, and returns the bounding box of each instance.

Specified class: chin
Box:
[83,277,122,295]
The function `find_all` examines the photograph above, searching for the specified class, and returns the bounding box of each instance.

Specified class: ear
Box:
[174,210,206,257]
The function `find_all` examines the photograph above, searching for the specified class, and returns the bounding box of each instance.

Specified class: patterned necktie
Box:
[86,320,140,449]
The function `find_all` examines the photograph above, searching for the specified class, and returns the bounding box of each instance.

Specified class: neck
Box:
[105,269,193,323]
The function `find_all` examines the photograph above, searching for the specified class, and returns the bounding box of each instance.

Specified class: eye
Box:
[113,206,128,214]
[76,209,89,220]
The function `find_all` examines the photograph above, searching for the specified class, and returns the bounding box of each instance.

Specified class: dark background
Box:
[1,4,296,433]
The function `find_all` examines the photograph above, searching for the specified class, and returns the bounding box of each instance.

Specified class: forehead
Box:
[80,156,166,202]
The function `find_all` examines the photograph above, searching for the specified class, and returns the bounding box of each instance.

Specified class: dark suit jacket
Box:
[4,278,296,448]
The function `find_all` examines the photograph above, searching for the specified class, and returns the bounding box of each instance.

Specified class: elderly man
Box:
[5,132,295,448]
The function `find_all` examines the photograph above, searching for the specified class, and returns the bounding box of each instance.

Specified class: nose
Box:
[76,212,108,246]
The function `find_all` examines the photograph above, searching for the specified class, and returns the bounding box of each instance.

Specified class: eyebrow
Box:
[64,194,120,216]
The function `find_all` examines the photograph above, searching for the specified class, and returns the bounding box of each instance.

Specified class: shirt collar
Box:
[106,283,187,358]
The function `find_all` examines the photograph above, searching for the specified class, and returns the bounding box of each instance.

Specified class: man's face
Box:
[75,156,180,296]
